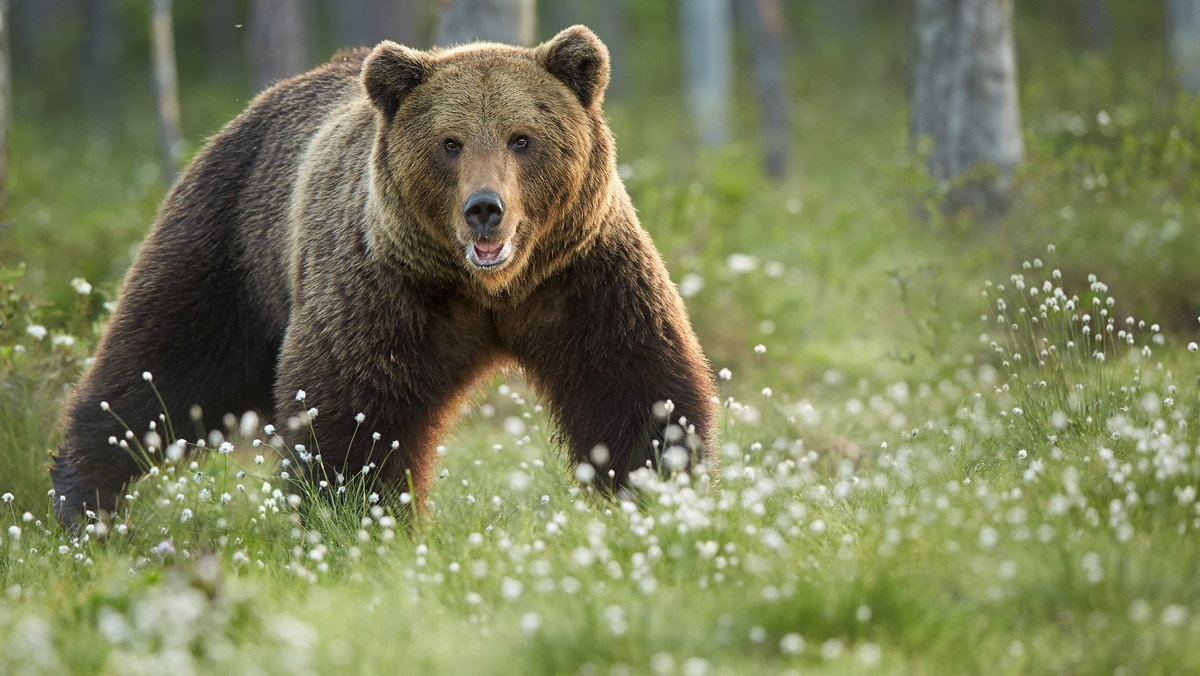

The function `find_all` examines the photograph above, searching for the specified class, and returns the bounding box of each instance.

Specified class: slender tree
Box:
[437,0,535,46]
[1081,0,1109,50]
[248,0,309,92]
[204,0,239,82]
[334,0,417,49]
[0,0,8,206]
[680,0,733,147]
[152,0,183,187]
[743,0,788,178]
[596,0,628,100]
[1167,0,1200,93]
[910,0,1023,213]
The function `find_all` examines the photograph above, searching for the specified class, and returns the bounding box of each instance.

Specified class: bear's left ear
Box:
[537,26,610,110]
[363,41,433,120]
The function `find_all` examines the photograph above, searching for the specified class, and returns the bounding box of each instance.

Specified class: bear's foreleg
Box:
[271,290,500,504]
[501,231,718,487]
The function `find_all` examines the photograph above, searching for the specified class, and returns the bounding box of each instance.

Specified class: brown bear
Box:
[51,26,717,522]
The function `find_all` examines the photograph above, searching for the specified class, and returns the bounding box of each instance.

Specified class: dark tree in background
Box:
[437,0,535,46]
[596,0,628,100]
[742,0,788,179]
[334,0,418,49]
[680,0,733,147]
[248,0,309,92]
[1081,0,1109,50]
[1167,0,1200,93]
[911,0,1023,214]
[203,0,239,82]
[151,0,182,187]
[80,0,120,117]
[0,0,8,206]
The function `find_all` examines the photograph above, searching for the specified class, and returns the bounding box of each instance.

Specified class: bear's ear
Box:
[537,25,610,110]
[363,41,433,120]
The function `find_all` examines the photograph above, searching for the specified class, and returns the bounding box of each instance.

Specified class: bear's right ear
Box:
[363,41,433,120]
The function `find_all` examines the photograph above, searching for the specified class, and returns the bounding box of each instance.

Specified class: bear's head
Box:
[363,26,615,295]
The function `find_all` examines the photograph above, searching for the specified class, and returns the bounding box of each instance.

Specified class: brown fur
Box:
[51,27,717,521]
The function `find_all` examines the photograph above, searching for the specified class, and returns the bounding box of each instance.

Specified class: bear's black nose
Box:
[462,191,506,235]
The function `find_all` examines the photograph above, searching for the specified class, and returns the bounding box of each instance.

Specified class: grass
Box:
[3,9,1200,675]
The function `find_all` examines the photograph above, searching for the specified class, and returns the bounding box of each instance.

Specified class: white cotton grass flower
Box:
[718,368,732,381]
[25,325,47,341]
[1,492,12,503]
[354,412,366,424]
[754,344,766,355]
[295,390,306,401]
[70,277,92,295]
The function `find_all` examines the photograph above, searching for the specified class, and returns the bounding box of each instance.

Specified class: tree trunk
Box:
[204,0,239,82]
[334,0,417,49]
[680,0,733,148]
[152,0,183,188]
[80,0,120,121]
[1080,0,1109,50]
[743,0,788,178]
[596,0,628,100]
[821,0,863,36]
[0,0,8,207]
[910,0,1023,214]
[248,0,309,92]
[1167,0,1200,93]
[436,0,535,47]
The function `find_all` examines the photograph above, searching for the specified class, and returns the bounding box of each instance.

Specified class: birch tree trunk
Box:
[152,0,183,188]
[249,0,309,92]
[436,0,535,47]
[1168,0,1200,93]
[744,0,788,178]
[911,0,1023,214]
[680,0,733,148]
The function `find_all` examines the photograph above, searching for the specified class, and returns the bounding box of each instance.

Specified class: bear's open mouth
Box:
[468,239,511,269]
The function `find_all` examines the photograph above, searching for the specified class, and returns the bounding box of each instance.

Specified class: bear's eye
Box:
[443,139,460,153]
[509,135,529,151]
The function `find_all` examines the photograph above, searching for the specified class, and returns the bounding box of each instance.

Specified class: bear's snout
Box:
[462,191,506,238]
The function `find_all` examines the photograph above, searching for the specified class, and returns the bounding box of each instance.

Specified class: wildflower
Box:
[52,335,75,347]
[520,612,541,634]
[142,371,153,382]
[1,493,12,503]
[25,325,47,340]
[1189,342,1198,353]
[180,508,193,522]
[295,390,306,401]
[264,424,276,436]
[307,407,318,419]
[575,463,596,483]
[718,368,732,380]
[780,633,805,655]
[219,441,234,455]
[754,344,766,355]
[70,277,92,295]
[355,412,366,424]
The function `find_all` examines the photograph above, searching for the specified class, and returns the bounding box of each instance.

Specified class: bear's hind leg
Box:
[52,245,282,523]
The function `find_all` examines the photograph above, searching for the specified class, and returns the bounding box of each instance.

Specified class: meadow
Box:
[2,9,1200,675]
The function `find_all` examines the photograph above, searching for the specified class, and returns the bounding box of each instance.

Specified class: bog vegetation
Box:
[2,5,1199,675]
